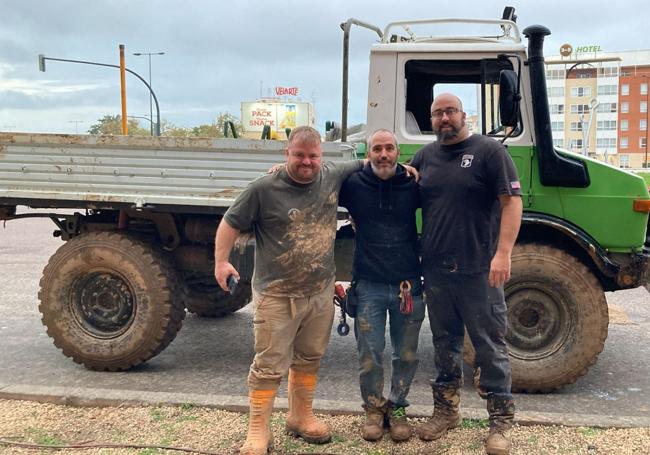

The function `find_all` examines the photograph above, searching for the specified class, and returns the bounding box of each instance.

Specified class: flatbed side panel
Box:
[0,133,356,208]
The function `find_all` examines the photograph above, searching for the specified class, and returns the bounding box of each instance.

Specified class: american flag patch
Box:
[510,181,521,189]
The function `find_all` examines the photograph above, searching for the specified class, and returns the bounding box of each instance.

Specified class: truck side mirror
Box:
[499,69,521,127]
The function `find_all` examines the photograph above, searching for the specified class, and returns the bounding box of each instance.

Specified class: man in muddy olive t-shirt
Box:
[214,126,362,454]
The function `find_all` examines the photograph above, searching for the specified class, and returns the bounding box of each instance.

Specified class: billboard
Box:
[241,101,313,133]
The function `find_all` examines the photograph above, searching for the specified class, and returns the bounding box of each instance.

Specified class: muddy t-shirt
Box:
[224,160,362,297]
[411,134,521,274]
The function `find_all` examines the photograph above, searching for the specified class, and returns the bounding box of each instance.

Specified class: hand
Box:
[403,164,420,182]
[489,251,511,287]
[268,163,284,174]
[215,260,240,292]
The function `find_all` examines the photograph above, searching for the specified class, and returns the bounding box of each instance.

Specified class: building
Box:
[545,48,650,168]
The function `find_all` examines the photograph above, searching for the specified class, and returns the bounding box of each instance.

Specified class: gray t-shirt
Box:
[224,160,362,297]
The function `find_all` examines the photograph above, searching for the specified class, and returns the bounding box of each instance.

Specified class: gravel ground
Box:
[1,399,649,454]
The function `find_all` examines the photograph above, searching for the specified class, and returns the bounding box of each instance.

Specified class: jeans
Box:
[354,279,425,408]
[423,270,512,398]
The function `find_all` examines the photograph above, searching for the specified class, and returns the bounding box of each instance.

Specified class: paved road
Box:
[1,216,649,426]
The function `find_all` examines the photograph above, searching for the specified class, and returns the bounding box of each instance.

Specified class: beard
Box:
[370,161,397,180]
[434,118,465,142]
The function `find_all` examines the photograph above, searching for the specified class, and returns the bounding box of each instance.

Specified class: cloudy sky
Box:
[1,0,648,135]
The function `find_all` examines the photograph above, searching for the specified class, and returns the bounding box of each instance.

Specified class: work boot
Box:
[485,393,515,455]
[361,404,385,441]
[387,405,412,442]
[417,382,462,441]
[240,388,277,455]
[285,369,332,444]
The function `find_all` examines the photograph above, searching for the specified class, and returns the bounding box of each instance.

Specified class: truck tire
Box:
[464,243,608,393]
[183,280,252,318]
[38,231,185,371]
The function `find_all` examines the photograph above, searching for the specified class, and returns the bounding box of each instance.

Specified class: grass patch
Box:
[461,418,489,429]
[179,402,194,412]
[137,449,160,455]
[149,406,166,422]
[25,427,65,446]
[579,427,602,437]
[467,440,482,450]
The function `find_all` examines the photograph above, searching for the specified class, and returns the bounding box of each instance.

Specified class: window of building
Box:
[596,138,617,148]
[641,119,647,131]
[551,121,564,131]
[553,138,564,148]
[620,137,629,149]
[641,83,648,96]
[548,87,565,97]
[550,104,565,115]
[621,84,630,95]
[641,101,648,113]
[621,102,629,113]
[596,102,617,113]
[598,67,619,77]
[621,119,629,131]
[546,69,565,80]
[571,86,591,97]
[641,137,648,149]
[570,121,582,131]
[569,139,583,150]
[597,120,617,130]
[571,104,590,114]
[619,154,630,168]
[597,85,617,96]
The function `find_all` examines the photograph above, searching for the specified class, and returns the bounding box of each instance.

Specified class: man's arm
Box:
[489,195,523,287]
[214,219,242,292]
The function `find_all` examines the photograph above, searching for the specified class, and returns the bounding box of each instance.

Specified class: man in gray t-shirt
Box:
[214,126,361,454]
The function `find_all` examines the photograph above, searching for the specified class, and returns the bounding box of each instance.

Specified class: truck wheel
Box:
[464,243,608,393]
[183,280,252,317]
[38,231,185,371]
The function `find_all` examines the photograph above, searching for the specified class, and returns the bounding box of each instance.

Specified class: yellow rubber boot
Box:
[240,388,277,455]
[285,369,332,444]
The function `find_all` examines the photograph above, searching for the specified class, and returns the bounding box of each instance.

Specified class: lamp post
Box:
[133,52,165,136]
[68,120,84,133]
[38,54,161,136]
[642,74,649,169]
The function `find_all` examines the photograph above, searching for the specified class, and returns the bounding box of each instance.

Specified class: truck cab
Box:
[336,11,650,392]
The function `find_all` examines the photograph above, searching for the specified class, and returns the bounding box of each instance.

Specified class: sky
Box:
[1,0,649,135]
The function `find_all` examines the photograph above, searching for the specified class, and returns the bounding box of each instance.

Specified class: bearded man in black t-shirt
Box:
[411,93,523,455]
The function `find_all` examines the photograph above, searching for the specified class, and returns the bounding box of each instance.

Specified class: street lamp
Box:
[38,54,161,136]
[133,52,165,136]
[642,74,649,169]
[68,120,84,133]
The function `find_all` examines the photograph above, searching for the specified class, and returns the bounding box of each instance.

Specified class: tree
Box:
[87,115,149,136]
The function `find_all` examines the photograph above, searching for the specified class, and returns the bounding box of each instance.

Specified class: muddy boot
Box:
[485,393,515,455]
[240,388,277,455]
[361,404,385,441]
[417,382,462,441]
[387,404,412,442]
[285,369,331,444]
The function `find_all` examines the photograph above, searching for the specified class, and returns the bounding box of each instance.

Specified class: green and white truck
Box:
[1,7,648,392]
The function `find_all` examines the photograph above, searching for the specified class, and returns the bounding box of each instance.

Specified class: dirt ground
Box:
[1,399,649,454]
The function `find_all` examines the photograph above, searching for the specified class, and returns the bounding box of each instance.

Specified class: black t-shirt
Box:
[339,163,421,284]
[411,134,521,274]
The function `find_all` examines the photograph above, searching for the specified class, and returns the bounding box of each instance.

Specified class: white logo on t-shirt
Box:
[460,154,474,168]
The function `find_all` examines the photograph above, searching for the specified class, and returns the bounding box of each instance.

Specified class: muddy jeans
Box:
[248,280,335,390]
[423,270,512,398]
[354,279,425,408]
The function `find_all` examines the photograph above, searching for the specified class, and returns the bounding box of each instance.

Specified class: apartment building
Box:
[545,48,650,168]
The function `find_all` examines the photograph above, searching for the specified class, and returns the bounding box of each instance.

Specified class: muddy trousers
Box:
[248,280,335,390]
[354,279,425,409]
[423,270,512,398]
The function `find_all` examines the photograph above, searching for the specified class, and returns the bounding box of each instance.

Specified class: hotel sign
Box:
[560,43,602,56]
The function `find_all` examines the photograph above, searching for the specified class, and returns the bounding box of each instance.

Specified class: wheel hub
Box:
[505,284,572,361]
[71,272,135,337]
